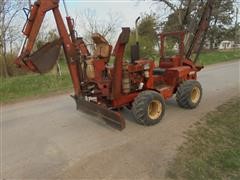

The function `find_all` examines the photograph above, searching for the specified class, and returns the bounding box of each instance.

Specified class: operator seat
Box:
[91,33,112,62]
[85,33,112,79]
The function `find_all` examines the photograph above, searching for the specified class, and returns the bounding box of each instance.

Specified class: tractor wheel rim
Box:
[148,100,162,120]
[191,87,201,104]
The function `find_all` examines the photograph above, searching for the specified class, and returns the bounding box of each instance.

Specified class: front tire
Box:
[132,90,165,126]
[176,80,202,109]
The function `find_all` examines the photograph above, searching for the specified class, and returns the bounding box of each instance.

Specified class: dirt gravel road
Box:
[2,61,239,179]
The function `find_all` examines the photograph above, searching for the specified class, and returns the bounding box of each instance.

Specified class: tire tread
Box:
[132,90,165,125]
[176,80,202,109]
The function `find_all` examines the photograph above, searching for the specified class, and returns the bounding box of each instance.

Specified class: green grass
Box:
[152,49,240,65]
[198,49,240,65]
[167,98,240,180]
[0,72,72,103]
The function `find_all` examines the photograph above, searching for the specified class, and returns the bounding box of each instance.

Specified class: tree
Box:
[0,0,26,77]
[234,7,239,44]
[125,13,159,59]
[155,0,186,30]
[157,0,235,49]
[75,9,122,50]
[207,0,235,48]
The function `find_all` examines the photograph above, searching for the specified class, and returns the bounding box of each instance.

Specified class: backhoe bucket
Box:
[75,98,126,130]
[29,39,62,73]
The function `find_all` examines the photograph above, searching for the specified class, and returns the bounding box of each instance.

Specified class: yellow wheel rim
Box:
[148,100,162,120]
[191,87,201,104]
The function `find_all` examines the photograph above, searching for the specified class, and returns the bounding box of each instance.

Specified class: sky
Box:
[59,0,155,28]
[13,0,166,49]
[17,0,240,47]
[38,0,166,42]
[56,0,240,36]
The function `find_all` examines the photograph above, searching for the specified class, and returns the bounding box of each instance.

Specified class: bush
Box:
[0,53,29,77]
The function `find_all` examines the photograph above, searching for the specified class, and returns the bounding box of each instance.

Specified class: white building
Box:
[218,41,235,49]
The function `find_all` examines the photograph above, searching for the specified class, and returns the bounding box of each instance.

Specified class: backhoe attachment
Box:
[15,0,127,130]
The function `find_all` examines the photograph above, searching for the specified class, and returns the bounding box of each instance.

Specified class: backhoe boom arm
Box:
[15,0,83,96]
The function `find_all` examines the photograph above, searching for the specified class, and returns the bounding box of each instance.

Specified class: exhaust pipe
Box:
[131,16,141,63]
[135,16,140,43]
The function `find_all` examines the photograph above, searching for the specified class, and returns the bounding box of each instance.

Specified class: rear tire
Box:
[176,80,202,109]
[132,90,165,126]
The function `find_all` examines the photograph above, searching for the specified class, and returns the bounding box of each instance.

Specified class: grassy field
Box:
[0,72,72,103]
[1,50,239,103]
[167,98,240,180]
[198,49,240,65]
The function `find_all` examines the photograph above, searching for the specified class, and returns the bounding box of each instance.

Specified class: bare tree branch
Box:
[155,0,177,12]
[75,8,121,51]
